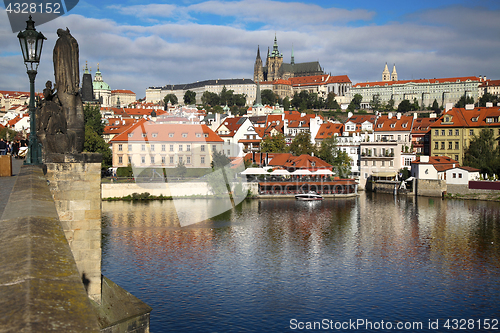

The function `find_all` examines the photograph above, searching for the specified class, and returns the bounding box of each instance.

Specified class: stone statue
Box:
[38,28,85,156]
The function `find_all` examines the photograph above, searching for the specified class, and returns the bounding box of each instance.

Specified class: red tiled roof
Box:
[413,156,458,165]
[283,154,332,169]
[353,76,480,88]
[112,89,135,94]
[315,123,343,139]
[374,115,414,132]
[431,106,500,128]
[110,119,223,143]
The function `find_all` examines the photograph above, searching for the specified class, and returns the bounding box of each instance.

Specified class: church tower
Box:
[81,61,95,103]
[253,45,264,83]
[382,63,391,81]
[391,64,398,81]
[266,34,283,82]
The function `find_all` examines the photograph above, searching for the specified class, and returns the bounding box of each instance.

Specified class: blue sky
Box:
[1,0,499,98]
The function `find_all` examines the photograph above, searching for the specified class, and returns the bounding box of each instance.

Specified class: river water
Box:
[102,193,500,332]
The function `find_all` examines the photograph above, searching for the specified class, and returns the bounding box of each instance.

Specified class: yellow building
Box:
[429,106,500,165]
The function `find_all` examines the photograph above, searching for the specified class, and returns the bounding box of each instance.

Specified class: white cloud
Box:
[1,3,500,99]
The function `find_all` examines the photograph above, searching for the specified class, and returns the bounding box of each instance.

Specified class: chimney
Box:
[388,112,393,119]
[397,113,401,120]
[486,102,493,108]
[413,112,417,119]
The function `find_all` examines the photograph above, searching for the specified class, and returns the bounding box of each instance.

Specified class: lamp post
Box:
[17,15,46,165]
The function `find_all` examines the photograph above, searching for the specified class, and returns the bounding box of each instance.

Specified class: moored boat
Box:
[295,191,323,201]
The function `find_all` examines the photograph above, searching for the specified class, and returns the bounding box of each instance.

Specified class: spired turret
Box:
[253,45,264,83]
[391,64,398,81]
[382,63,390,81]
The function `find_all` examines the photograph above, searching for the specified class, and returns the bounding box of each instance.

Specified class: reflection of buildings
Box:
[109,119,223,168]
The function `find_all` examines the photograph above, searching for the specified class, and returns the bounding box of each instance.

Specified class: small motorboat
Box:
[295,191,323,201]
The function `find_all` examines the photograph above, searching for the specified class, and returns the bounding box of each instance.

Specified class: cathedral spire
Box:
[382,62,390,81]
[391,64,398,81]
[291,44,295,65]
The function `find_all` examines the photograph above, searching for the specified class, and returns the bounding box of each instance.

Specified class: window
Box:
[118,156,123,164]
[161,156,166,164]
[372,161,376,166]
[141,144,146,151]
[453,173,456,178]
[182,133,188,138]
[448,129,453,136]
[169,156,174,164]
[455,142,459,149]
[128,156,132,163]
[381,161,385,167]
[227,150,230,155]
[150,156,155,164]
[397,135,401,141]
[459,173,462,178]
[151,145,155,152]
[179,145,183,152]
[404,158,412,166]
[201,156,205,164]
[390,161,394,167]
[187,145,191,152]
[435,142,439,149]
[141,156,145,164]
[162,144,166,151]
[170,145,174,152]
[128,144,132,151]
[196,133,201,138]
[152,133,158,138]
[448,142,452,149]
[435,130,439,136]
[128,133,133,138]
[364,160,368,166]
[364,173,368,179]
[169,133,174,138]
[455,129,459,136]
[455,155,459,161]
[441,130,445,136]
[178,156,183,163]
[187,156,191,164]
[212,145,216,152]
[142,133,147,138]
[201,145,205,152]
[118,144,123,151]
[441,142,445,149]
[469,129,474,135]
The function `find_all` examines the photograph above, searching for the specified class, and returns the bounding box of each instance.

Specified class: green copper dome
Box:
[92,64,111,91]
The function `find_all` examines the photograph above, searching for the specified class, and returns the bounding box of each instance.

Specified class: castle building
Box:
[253,35,324,83]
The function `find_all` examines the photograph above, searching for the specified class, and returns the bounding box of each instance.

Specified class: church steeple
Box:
[291,44,295,65]
[391,64,398,81]
[253,45,264,83]
[382,63,390,82]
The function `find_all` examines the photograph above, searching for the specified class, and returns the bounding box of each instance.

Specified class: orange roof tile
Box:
[110,120,223,143]
[354,76,480,88]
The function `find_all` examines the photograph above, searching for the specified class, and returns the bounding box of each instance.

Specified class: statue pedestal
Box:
[44,153,103,303]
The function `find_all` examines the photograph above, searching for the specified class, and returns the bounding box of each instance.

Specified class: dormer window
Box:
[182,133,188,138]
[390,124,395,128]
[378,124,383,128]
[169,133,174,137]
[196,133,201,138]
[152,133,158,138]
[142,133,147,138]
[128,133,133,138]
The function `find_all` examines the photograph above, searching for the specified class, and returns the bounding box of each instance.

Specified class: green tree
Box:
[479,92,499,107]
[163,93,178,106]
[219,86,234,106]
[431,99,440,112]
[211,149,231,170]
[175,160,187,178]
[317,136,338,165]
[463,128,500,176]
[289,132,316,156]
[397,99,412,113]
[183,90,196,105]
[385,98,395,112]
[326,92,340,110]
[261,89,276,105]
[455,93,474,108]
[201,91,219,106]
[333,151,352,178]
[232,93,247,107]
[347,94,362,112]
[84,103,104,136]
[260,133,288,153]
[84,124,112,169]
[371,94,381,111]
[283,96,290,111]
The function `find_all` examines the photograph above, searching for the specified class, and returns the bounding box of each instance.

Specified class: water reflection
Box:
[102,194,500,332]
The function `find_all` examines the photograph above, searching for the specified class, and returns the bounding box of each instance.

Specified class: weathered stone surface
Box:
[0,166,100,332]
[92,276,152,333]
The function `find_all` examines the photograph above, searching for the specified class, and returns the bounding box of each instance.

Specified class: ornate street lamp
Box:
[17,15,46,165]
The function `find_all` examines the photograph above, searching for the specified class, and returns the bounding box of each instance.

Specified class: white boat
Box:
[295,191,323,201]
